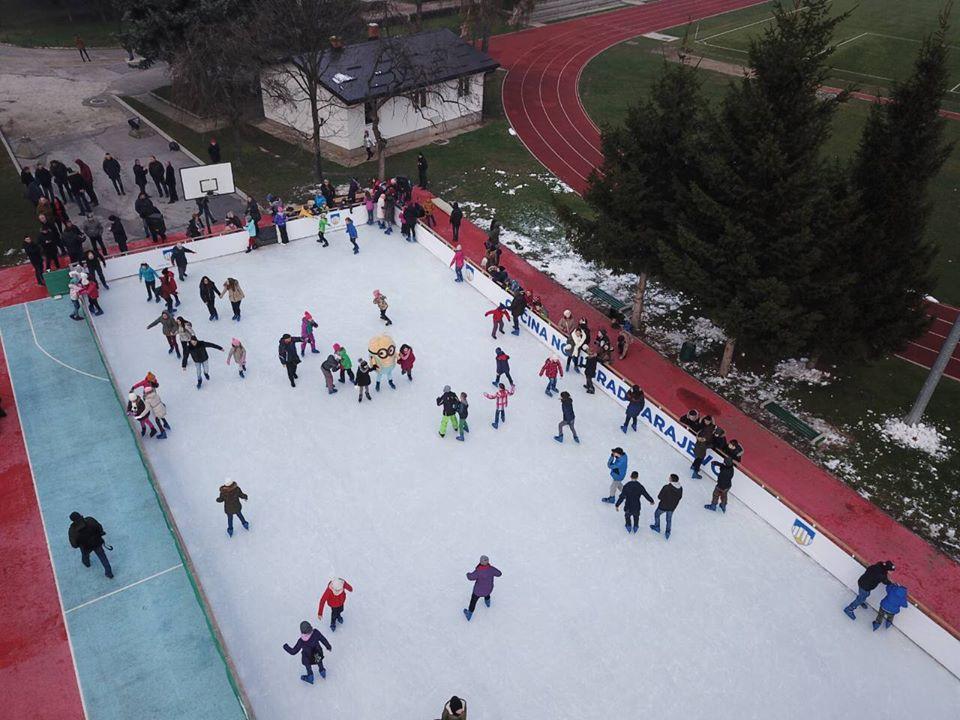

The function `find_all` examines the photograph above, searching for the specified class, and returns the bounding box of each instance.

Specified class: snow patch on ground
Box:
[774,359,833,386]
[878,418,953,461]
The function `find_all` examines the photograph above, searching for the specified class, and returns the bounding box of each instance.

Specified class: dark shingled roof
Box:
[309,28,499,106]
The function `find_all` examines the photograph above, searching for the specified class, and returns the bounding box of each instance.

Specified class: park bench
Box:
[763,401,825,444]
[586,285,631,313]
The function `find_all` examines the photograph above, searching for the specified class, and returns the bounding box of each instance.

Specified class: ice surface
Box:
[91,225,960,719]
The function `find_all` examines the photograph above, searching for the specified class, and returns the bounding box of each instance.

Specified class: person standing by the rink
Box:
[147,311,181,357]
[450,244,466,282]
[492,347,514,387]
[222,278,245,321]
[690,431,710,479]
[539,355,563,396]
[650,474,683,539]
[553,391,579,444]
[621,384,645,433]
[333,343,355,384]
[68,511,113,578]
[226,338,248,378]
[483,383,514,429]
[398,343,415,382]
[843,560,895,620]
[320,355,340,395]
[566,321,586,374]
[509,288,527,335]
[616,471,654,533]
[355,360,373,402]
[602,447,628,504]
[283,620,332,684]
[199,276,222,321]
[182,336,224,389]
[437,385,460,438]
[456,392,469,442]
[317,577,353,632]
[872,584,909,631]
[127,392,158,437]
[296,311,319,356]
[449,201,463,242]
[582,346,598,394]
[345,216,360,254]
[463,555,501,621]
[704,456,734,513]
[373,290,392,326]
[143,385,170,437]
[278,334,304,388]
[484,303,511,339]
[216,479,249,537]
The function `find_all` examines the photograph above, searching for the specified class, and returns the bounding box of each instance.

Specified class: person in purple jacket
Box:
[283,620,332,684]
[463,555,502,621]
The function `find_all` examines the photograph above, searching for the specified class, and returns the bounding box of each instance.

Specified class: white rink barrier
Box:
[414,219,960,679]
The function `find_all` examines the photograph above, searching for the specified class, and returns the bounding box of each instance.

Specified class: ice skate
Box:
[227,526,233,537]
[621,424,628,433]
[554,434,563,443]
[484,597,491,607]
[196,378,202,389]
[650,524,660,534]
[601,496,615,503]
[301,674,314,684]
[573,436,580,444]
[157,429,167,439]
[375,381,381,392]
[844,608,857,620]
[463,609,472,621]
[388,379,396,389]
[704,503,717,511]
[872,621,881,631]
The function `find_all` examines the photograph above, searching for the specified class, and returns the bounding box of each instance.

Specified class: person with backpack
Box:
[216,479,249,537]
[68,511,113,578]
[463,555,501,621]
[483,383,515,429]
[650,474,683,539]
[492,347,514,387]
[553,391,579,444]
[539,355,563,397]
[615,471,654,533]
[437,385,460,438]
[317,578,353,632]
[283,621,332,684]
[601,447,628,504]
[704,457,734,513]
[621,385,645,433]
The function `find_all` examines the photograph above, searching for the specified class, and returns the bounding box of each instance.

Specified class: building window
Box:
[457,76,471,98]
[410,89,427,110]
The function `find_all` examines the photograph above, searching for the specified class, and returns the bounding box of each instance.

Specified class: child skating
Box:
[484,303,511,339]
[554,391,579,443]
[539,355,563,396]
[226,338,247,378]
[138,262,160,303]
[872,584,909,631]
[216,479,249,536]
[282,621,332,684]
[345,217,359,253]
[320,355,340,395]
[300,311,320,356]
[355,360,373,402]
[373,290,392,326]
[456,392,469,441]
[483,383,515,429]
[316,211,329,246]
[333,343,355,384]
[398,343,416,381]
[463,555,502,621]
[142,385,169,438]
[317,578,353,632]
[127,392,158,438]
[492,347,514,387]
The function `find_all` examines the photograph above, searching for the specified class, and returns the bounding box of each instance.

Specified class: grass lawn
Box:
[0,152,40,266]
[0,1,120,47]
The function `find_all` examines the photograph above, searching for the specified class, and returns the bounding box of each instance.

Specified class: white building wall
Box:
[261,67,360,151]
[373,72,484,142]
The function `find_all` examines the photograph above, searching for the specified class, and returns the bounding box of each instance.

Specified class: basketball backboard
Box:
[180,162,236,201]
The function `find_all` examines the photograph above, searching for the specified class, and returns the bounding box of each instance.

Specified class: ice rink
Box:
[91,225,960,719]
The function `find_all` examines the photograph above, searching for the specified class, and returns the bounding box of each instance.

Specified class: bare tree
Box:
[459,0,537,52]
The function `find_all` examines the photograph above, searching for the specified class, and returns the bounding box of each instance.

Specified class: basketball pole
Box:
[904,313,960,426]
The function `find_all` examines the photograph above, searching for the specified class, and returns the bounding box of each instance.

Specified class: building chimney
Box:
[368,23,380,40]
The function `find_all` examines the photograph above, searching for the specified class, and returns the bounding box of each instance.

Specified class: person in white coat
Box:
[142,385,170,437]
[376,193,387,230]
[566,325,587,373]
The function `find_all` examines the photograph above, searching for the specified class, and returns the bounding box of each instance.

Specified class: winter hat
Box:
[143,385,155,395]
[231,338,241,347]
[479,555,490,565]
[669,473,680,483]
[563,309,572,318]
[128,392,137,401]
[560,391,570,400]
[455,244,462,251]
[443,385,451,393]
[304,311,312,320]
[329,578,344,594]
[299,621,312,634]
[333,343,341,352]
[69,511,82,522]
[373,289,381,298]
[495,347,502,355]
[448,697,464,714]
[884,561,896,572]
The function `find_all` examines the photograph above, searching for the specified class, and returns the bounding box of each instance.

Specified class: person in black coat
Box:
[39,228,61,270]
[509,288,527,335]
[147,156,166,196]
[208,137,221,164]
[135,193,166,243]
[164,161,179,203]
[34,162,54,200]
[49,159,73,202]
[22,236,45,285]
[615,471,654,533]
[25,180,44,206]
[554,390,579,443]
[448,201,463,242]
[278,334,304,387]
[246,197,261,225]
[102,153,124,195]
[621,385,645,433]
[132,159,148,196]
[582,347,598,394]
[844,560,895,619]
[61,221,85,263]
[650,473,683,539]
[199,276,221,320]
[705,457,734,513]
[168,243,196,280]
[355,360,373,402]
[181,337,224,388]
[283,620,331,684]
[723,439,744,464]
[679,409,702,434]
[68,511,113,578]
[84,249,109,289]
[108,215,129,253]
[20,166,34,186]
[417,152,428,188]
[67,168,92,214]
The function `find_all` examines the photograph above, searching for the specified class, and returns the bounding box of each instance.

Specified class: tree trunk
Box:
[416,0,423,31]
[231,121,243,169]
[630,272,647,333]
[719,338,736,377]
[309,92,324,182]
[372,107,387,179]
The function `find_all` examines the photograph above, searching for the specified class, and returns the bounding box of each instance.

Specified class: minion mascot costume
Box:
[368,334,397,391]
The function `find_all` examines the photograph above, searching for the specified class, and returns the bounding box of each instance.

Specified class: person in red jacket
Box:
[78,279,103,315]
[158,268,180,313]
[484,303,511,339]
[398,343,416,381]
[317,577,353,632]
[539,355,563,396]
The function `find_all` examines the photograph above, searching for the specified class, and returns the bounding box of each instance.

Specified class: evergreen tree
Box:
[848,9,954,358]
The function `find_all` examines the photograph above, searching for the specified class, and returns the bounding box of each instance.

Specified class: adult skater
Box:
[282,621,332,684]
[182,336,224,389]
[602,447,628,504]
[650,474,683,539]
[300,311,320,355]
[704,456,734,513]
[486,299,514,336]
[442,696,467,719]
[463,555,501,621]
[437,385,460,437]
[226,338,248,378]
[690,431,710,479]
[199,276,222,320]
[492,347,514,387]
[616,471,654,533]
[143,385,170,438]
[355,360,373,402]
[168,243,195,280]
[843,560,895,620]
[539,355,563,396]
[216,479,249,537]
[176,317,196,357]
[278,334,304,388]
[450,245,466,282]
[483,383,514,429]
[333,343,355,384]
[345,216,360,254]
[320,355,340,395]
[398,343,415,382]
[872,584,909,631]
[157,269,180,313]
[147,310,181,357]
[553,391,579,443]
[68,511,113,578]
[222,278,245,321]
[373,290,392,326]
[582,347,598,394]
[456,392,469,441]
[317,578,353,632]
[127,392,158,437]
[621,384,645,433]
[509,288,527,335]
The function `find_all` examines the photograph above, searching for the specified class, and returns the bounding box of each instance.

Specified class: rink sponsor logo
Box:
[791,519,816,547]
[328,211,344,228]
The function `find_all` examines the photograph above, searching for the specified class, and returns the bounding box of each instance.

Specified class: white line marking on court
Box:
[699,5,806,42]
[65,564,183,614]
[835,32,868,48]
[951,81,960,93]
[24,303,110,382]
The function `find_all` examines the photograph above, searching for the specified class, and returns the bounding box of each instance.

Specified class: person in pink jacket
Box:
[398,343,416,381]
[483,383,515,429]
[300,311,319,356]
[449,245,466,282]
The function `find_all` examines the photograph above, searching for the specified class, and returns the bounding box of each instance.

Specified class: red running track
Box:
[896,302,960,382]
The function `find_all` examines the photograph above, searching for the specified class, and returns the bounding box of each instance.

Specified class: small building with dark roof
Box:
[261,28,499,165]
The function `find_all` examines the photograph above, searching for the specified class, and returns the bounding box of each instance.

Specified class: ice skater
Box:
[843,560,895,620]
[316,211,329,246]
[142,385,170,438]
[320,354,340,395]
[509,288,526,335]
[690,431,710,479]
[68,511,113,579]
[274,206,289,244]
[398,343,415,382]
[158,268,180,313]
[345,217,360,253]
[66,271,86,321]
[222,278,245,321]
[300,311,320,355]
[616,471,654,533]
[539,355,563,396]
[553,391,579,443]
[650,474,682,539]
[450,245,465,282]
[127,392,158,437]
[621,384,645,433]
[199,276,221,320]
[166,242,196,280]
[483,383,514,429]
[463,555,502,621]
[492,347,514,387]
[278,334,304,388]
[872,584,909,631]
[333,343,355,383]
[602,447,628,504]
[373,290,392,326]
[582,347,598,394]
[79,277,104,316]
[216,479,249,537]
[138,262,161,303]
[456,392,469,441]
[484,303,511,339]
[226,338,247,378]
[182,337,224,389]
[704,456,734,513]
[355,360,373,402]
[283,621,332,684]
[176,317,196,357]
[317,578,353,632]
[437,385,460,437]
